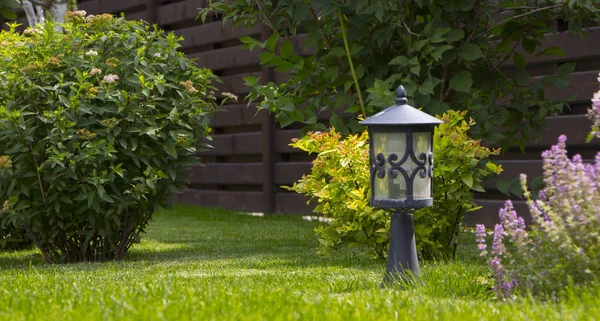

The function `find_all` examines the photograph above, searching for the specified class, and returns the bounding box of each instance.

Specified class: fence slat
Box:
[176,21,260,50]
[191,45,261,71]
[542,70,600,103]
[157,0,205,26]
[203,132,262,156]
[275,193,313,214]
[188,163,262,185]
[211,104,263,127]
[466,199,528,227]
[214,72,260,95]
[173,189,263,212]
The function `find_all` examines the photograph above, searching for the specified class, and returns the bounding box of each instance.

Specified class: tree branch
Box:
[309,7,350,89]
[486,3,563,33]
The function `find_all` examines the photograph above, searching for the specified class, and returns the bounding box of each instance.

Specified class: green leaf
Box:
[485,162,498,172]
[239,36,255,44]
[556,62,576,76]
[280,39,293,59]
[243,76,258,87]
[260,52,274,65]
[449,71,472,93]
[496,179,510,196]
[445,29,465,42]
[457,43,484,61]
[540,46,566,57]
[330,47,345,57]
[410,65,421,75]
[293,3,310,21]
[389,55,409,66]
[471,185,485,193]
[510,178,523,197]
[461,173,473,188]
[431,45,453,61]
[513,52,526,69]
[1,7,16,20]
[163,144,177,159]
[266,33,279,51]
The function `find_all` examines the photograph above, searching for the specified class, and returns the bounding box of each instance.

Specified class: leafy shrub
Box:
[287,110,501,259]
[476,136,600,299]
[0,13,223,263]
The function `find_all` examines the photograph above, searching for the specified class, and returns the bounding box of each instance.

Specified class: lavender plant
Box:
[477,136,600,299]
[587,73,600,142]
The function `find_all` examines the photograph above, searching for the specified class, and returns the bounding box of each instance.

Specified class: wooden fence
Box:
[2,0,600,225]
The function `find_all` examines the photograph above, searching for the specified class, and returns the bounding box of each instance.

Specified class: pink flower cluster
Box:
[477,136,600,298]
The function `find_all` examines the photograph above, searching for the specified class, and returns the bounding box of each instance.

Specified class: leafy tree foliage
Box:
[202,0,599,149]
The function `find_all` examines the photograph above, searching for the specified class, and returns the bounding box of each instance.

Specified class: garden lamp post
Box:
[360,85,442,283]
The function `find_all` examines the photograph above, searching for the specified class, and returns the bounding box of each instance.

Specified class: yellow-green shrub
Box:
[287,110,502,259]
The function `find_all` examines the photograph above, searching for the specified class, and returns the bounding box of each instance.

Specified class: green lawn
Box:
[0,205,598,320]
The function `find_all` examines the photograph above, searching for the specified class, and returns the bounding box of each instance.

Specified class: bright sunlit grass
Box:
[0,205,598,320]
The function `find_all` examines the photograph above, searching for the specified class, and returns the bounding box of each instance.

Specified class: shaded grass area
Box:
[0,205,598,320]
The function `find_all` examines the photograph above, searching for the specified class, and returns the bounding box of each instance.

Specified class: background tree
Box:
[201,0,599,150]
[0,0,76,29]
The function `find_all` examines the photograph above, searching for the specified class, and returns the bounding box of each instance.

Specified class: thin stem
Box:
[309,7,350,90]
[338,6,366,117]
[485,4,562,34]
[254,0,276,33]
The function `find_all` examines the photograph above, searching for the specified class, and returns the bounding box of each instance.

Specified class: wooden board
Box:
[190,45,261,71]
[176,21,260,50]
[157,0,206,26]
[173,189,264,212]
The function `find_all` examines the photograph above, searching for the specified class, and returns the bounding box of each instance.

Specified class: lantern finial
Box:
[395,86,408,105]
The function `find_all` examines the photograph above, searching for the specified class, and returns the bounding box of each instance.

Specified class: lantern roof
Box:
[360,86,443,126]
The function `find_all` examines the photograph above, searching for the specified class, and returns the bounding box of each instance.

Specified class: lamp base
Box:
[384,212,420,285]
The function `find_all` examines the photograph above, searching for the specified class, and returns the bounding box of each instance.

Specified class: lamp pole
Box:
[360,85,442,284]
[386,210,419,283]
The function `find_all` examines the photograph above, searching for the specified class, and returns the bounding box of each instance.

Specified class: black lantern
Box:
[360,85,442,282]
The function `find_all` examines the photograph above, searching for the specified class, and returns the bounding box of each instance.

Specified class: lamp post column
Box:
[385,211,419,283]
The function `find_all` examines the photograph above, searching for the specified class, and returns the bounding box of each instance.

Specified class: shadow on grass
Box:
[0,249,46,269]
[0,206,382,272]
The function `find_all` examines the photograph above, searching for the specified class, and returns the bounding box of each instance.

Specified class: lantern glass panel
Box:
[372,131,411,201]
[412,132,432,199]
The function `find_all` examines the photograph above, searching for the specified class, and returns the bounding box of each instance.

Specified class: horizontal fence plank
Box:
[173,189,263,212]
[481,160,543,190]
[187,161,311,185]
[275,130,302,153]
[214,72,260,95]
[503,27,600,68]
[157,0,205,26]
[275,162,312,185]
[191,45,261,71]
[188,163,262,185]
[203,132,261,156]
[211,104,263,127]
[78,0,99,12]
[275,193,313,214]
[529,114,596,148]
[543,70,600,103]
[465,200,528,227]
[101,0,146,14]
[177,21,260,50]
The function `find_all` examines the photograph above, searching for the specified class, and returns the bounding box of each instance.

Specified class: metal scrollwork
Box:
[418,152,428,178]
[373,153,386,179]
[427,152,434,178]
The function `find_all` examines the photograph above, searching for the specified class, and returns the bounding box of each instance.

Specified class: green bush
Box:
[0,13,223,263]
[287,110,501,259]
